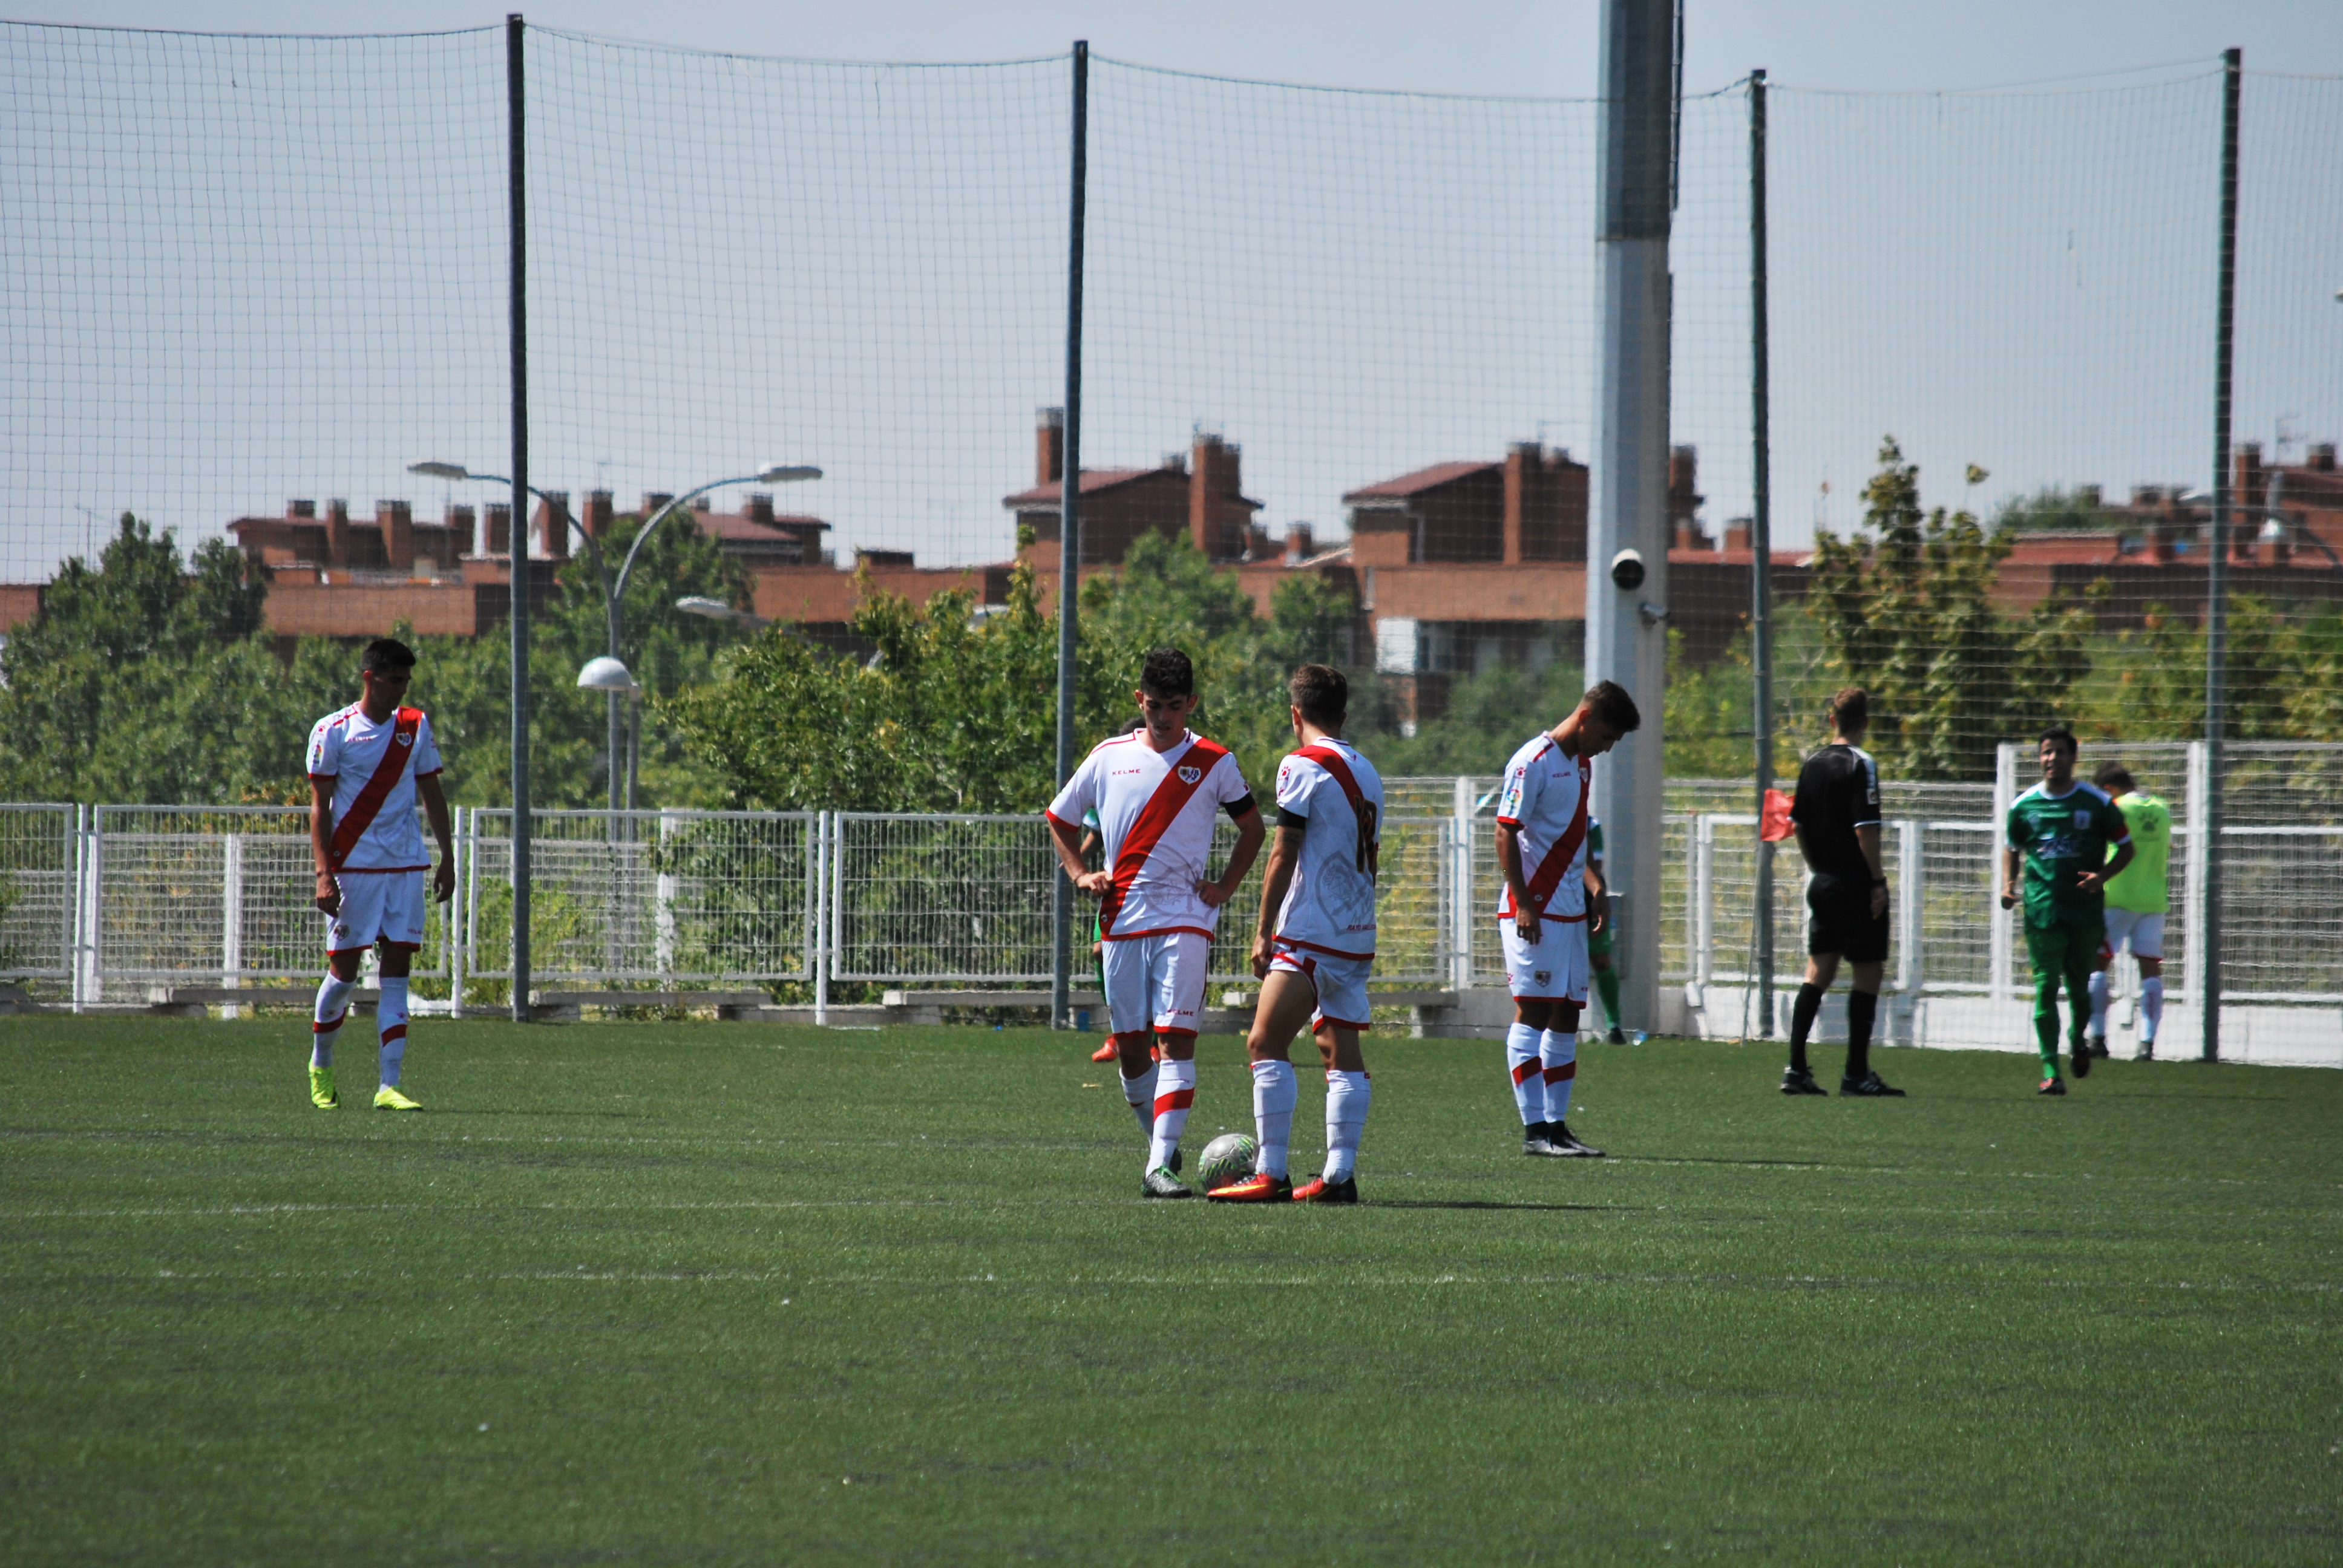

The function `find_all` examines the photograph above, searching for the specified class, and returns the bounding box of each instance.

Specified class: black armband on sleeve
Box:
[1224,793,1256,820]
[1277,806,1308,831]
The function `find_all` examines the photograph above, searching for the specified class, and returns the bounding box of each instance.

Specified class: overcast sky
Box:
[23,0,2343,97]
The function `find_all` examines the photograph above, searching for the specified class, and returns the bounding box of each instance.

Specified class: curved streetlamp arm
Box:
[611,474,764,633]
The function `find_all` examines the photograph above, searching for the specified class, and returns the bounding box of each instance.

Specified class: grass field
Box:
[3,1016,2338,1564]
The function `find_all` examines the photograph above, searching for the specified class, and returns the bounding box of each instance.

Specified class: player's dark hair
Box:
[1829,686,1869,734]
[361,638,418,675]
[2093,762,2135,794]
[1582,679,1641,733]
[2039,724,2078,756]
[1288,664,1348,728]
[1139,647,1194,697]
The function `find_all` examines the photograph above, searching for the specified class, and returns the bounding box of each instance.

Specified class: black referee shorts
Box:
[1806,875,1889,964]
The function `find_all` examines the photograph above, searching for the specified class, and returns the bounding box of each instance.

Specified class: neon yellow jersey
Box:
[2102,792,2171,913]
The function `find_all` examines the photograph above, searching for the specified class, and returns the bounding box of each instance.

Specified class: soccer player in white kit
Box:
[1047,648,1265,1197]
[304,639,455,1111]
[1494,681,1640,1158]
[1207,665,1383,1204]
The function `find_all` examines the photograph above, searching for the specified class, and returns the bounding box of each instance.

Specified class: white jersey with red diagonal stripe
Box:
[1270,737,1383,959]
[1492,731,1591,921]
[307,702,443,871]
[1046,730,1253,939]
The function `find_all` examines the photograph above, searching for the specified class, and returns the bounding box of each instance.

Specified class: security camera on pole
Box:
[1585,0,1676,1037]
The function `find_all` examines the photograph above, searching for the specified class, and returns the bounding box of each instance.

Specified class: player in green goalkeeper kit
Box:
[2001,727,2133,1094]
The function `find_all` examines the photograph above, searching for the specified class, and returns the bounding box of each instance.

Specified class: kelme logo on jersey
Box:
[1177,765,1201,784]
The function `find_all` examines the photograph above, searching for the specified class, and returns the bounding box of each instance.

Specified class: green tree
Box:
[0,514,343,803]
[1807,439,2099,781]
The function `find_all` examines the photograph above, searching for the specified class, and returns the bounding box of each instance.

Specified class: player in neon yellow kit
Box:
[2085,762,2172,1061]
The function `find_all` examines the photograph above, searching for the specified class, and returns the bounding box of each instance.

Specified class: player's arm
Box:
[2079,835,2133,895]
[416,771,456,903]
[1047,812,1109,898]
[1858,822,1886,917]
[1249,821,1305,979]
[1584,854,1607,933]
[309,776,341,916]
[1999,844,2021,910]
[1202,800,1264,907]
[1495,820,1539,946]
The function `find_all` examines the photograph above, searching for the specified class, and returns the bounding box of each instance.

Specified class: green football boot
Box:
[373,1084,423,1111]
[309,1065,339,1109]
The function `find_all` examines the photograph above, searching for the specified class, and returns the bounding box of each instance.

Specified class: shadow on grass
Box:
[1367,1198,1615,1212]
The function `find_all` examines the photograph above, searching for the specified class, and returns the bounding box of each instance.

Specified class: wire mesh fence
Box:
[0,804,77,982]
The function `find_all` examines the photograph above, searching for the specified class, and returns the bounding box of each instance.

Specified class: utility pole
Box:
[1587,0,1677,1034]
[1050,41,1089,1030]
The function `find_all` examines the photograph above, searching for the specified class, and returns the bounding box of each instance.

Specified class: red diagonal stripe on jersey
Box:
[1098,737,1228,936]
[1511,1058,1543,1086]
[1153,1088,1196,1116]
[1542,1060,1578,1083]
[379,1024,408,1044]
[1502,753,1591,921]
[327,708,423,868]
[1294,744,1366,815]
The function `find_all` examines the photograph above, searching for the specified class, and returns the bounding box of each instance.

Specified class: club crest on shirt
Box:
[396,732,413,747]
[1177,765,1202,784]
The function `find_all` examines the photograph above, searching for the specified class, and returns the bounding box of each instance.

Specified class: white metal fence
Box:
[6,752,2338,1066]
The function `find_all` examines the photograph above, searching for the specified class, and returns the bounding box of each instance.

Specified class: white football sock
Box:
[1506,1022,1544,1126]
[311,972,356,1068]
[1540,1028,1578,1125]
[1251,1059,1296,1179]
[1323,1070,1370,1182]
[1121,1056,1160,1139]
[2140,976,2164,1043]
[1149,1056,1196,1171]
[2086,970,2109,1039]
[376,976,410,1088]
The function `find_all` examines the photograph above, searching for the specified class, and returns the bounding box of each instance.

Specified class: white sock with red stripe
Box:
[1506,1023,1544,1126]
[1541,1028,1578,1124]
[2140,976,2164,1043]
[1323,1070,1369,1182]
[1119,1053,1159,1139]
[1149,1056,1196,1171]
[310,972,356,1068]
[2086,969,2109,1040]
[1251,1059,1296,1178]
[376,977,410,1087]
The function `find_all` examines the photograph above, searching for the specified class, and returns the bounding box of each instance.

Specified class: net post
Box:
[2201,46,2241,1064]
[506,11,532,1024]
[1050,41,1089,1031]
[1748,66,1775,1037]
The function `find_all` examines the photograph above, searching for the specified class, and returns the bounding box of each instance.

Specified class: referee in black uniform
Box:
[1783,687,1905,1097]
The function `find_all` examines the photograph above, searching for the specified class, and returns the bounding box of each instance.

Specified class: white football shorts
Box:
[1101,929,1211,1037]
[2100,909,2164,962]
[1500,915,1590,1004]
[327,868,428,955]
[1268,942,1374,1033]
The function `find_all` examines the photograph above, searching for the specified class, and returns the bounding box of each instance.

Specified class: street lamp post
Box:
[411,461,817,811]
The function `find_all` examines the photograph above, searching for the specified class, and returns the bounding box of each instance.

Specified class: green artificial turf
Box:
[2,1016,2338,1564]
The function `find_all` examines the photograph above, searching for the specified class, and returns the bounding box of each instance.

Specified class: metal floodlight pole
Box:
[2202,45,2241,1063]
[1748,67,1776,1037]
[506,11,531,1024]
[1587,0,1676,1036]
[1050,40,1089,1032]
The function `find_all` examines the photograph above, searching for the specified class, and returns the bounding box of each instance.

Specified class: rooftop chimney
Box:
[1037,405,1065,485]
[583,490,614,539]
[325,499,351,567]
[287,498,316,519]
[450,503,478,555]
[1283,522,1314,565]
[2311,443,2337,473]
[485,501,511,557]
[378,500,415,572]
[533,492,569,562]
[742,492,777,525]
[641,492,675,518]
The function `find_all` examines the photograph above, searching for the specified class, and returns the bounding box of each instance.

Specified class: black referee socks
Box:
[1789,983,1824,1074]
[1846,989,1878,1081]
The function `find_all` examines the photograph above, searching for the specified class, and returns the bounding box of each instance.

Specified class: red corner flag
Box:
[1759,788,1794,843]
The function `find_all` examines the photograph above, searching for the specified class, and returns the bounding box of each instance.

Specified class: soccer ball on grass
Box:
[1196,1132,1258,1188]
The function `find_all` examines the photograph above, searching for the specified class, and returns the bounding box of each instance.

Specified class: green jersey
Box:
[2006,780,2131,929]
[2102,792,2171,913]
